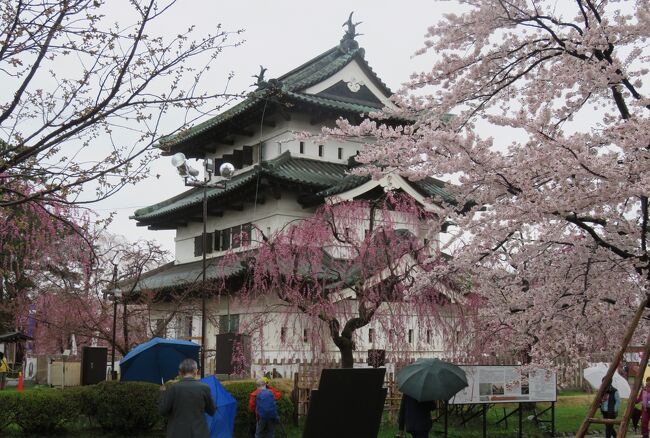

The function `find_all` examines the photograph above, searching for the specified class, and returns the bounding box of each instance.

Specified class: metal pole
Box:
[111,299,117,380]
[110,265,118,380]
[444,402,448,438]
[483,404,487,438]
[201,183,207,378]
[551,402,555,437]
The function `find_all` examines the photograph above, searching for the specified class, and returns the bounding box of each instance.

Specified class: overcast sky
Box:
[92,1,463,253]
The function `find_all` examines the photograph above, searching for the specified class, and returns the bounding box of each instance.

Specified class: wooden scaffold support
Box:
[576,296,650,438]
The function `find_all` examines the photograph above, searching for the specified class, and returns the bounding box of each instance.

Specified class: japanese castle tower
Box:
[131,21,449,376]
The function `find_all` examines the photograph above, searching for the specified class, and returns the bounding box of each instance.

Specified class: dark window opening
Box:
[219,314,239,333]
[205,232,214,253]
[242,223,252,246]
[221,228,231,251]
[231,225,242,249]
[214,229,222,251]
[299,141,304,154]
[338,147,343,159]
[368,328,374,343]
[408,329,414,344]
[280,327,287,343]
[303,329,309,343]
[318,145,324,157]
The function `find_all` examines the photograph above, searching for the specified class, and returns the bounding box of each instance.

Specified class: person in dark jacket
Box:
[159,358,216,438]
[398,394,435,438]
[600,378,620,438]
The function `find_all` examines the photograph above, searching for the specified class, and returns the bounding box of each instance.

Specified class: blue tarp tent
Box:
[120,337,199,384]
[200,375,237,438]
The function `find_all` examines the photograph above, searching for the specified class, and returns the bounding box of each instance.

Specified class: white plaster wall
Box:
[203,115,364,172]
[145,294,449,377]
[174,198,440,269]
[174,192,315,264]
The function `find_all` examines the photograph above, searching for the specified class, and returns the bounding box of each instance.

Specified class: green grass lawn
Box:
[273,392,626,438]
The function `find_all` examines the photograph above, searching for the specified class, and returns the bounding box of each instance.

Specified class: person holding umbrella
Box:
[396,358,468,438]
[397,394,435,438]
[158,358,216,438]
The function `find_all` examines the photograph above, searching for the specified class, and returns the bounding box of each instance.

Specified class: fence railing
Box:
[292,354,612,421]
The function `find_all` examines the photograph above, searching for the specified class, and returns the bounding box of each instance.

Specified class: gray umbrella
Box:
[397,358,468,402]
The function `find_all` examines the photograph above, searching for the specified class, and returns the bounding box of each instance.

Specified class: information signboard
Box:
[450,365,556,404]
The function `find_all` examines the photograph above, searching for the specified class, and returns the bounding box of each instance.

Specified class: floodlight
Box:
[171,152,199,178]
[171,152,186,168]
[219,162,235,179]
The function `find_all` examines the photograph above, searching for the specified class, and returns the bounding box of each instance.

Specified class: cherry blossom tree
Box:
[0,180,92,337]
[0,0,243,208]
[27,233,171,355]
[236,193,461,368]
[0,184,170,355]
[330,0,650,365]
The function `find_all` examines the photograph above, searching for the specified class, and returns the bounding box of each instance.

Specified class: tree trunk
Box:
[122,300,129,353]
[339,343,354,368]
[334,332,355,368]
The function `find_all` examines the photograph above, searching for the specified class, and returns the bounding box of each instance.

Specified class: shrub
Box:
[62,385,96,418]
[12,389,79,433]
[88,381,162,432]
[0,392,17,430]
[222,380,294,437]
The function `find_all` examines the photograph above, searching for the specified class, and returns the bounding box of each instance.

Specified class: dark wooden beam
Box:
[232,128,254,137]
[206,209,224,217]
[200,143,218,154]
[310,111,331,125]
[147,219,187,230]
[275,103,292,121]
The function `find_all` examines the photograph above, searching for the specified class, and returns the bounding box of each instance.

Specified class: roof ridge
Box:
[261,150,293,169]
[132,186,199,217]
[279,153,348,167]
[277,45,341,82]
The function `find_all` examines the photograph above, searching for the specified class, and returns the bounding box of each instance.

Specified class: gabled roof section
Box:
[275,44,392,97]
[131,151,349,227]
[158,34,396,157]
[132,153,455,230]
[318,173,455,213]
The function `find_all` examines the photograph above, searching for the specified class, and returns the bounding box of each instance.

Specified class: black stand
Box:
[302,368,387,438]
[442,401,555,438]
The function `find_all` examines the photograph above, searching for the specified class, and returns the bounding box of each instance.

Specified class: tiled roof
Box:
[129,257,247,292]
[159,43,394,153]
[133,151,455,226]
[131,152,348,224]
